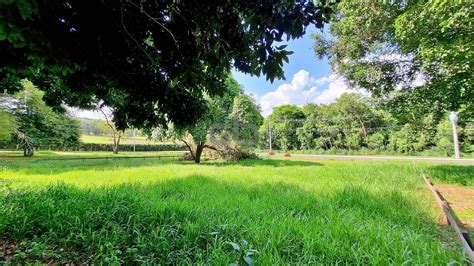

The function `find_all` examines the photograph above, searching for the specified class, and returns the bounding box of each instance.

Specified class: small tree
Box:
[98,105,123,154]
[2,80,81,155]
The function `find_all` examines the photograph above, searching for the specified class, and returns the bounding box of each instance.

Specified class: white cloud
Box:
[259,70,319,116]
[68,107,107,120]
[259,70,362,116]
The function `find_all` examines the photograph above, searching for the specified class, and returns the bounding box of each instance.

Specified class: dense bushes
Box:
[259,93,473,155]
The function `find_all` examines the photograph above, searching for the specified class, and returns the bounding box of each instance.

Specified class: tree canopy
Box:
[0,80,81,154]
[312,1,473,116]
[154,76,262,163]
[1,0,335,131]
[0,110,16,142]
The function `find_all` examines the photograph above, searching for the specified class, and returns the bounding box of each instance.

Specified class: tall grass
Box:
[0,158,469,263]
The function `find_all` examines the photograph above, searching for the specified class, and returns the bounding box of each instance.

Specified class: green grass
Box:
[80,134,173,145]
[0,157,471,264]
[424,164,474,186]
[259,148,474,158]
[0,150,183,158]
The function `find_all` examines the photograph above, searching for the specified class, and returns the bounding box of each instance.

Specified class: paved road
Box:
[258,153,474,165]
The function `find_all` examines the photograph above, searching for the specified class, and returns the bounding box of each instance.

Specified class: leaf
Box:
[227,242,240,251]
[243,256,255,266]
[16,0,35,19]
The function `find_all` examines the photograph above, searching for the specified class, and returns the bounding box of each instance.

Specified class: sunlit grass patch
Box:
[0,158,470,263]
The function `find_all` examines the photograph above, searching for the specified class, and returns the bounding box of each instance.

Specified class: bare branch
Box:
[126,0,179,47]
[120,6,157,65]
[203,144,225,157]
[180,138,196,159]
[98,106,116,133]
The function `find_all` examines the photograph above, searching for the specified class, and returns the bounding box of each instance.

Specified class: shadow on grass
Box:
[0,157,187,175]
[208,158,322,168]
[0,175,453,264]
[0,158,321,176]
[425,165,474,186]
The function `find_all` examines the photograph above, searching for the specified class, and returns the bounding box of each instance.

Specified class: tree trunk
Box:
[180,140,221,164]
[358,118,367,137]
[194,143,205,163]
[24,148,34,157]
[113,134,122,154]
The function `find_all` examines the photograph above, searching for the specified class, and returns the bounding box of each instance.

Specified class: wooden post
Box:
[423,174,474,261]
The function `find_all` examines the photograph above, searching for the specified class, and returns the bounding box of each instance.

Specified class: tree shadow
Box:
[0,158,321,176]
[424,165,474,186]
[0,175,457,264]
[208,158,323,167]
[1,157,188,175]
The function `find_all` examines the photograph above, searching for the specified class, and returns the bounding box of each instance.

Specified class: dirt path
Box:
[436,184,474,229]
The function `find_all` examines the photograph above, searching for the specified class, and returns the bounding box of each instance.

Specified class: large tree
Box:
[0,110,16,142]
[1,80,81,155]
[312,1,473,117]
[155,76,262,163]
[229,94,264,146]
[1,0,335,132]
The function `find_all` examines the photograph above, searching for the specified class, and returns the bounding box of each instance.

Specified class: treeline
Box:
[0,81,184,154]
[258,93,473,156]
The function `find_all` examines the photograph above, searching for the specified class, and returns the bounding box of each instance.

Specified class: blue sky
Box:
[232,25,331,96]
[231,25,354,116]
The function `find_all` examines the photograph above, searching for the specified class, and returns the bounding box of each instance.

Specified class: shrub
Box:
[367,132,386,150]
[345,132,363,150]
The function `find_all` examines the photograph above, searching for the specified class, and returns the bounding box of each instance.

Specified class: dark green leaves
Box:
[0,0,335,131]
[16,0,37,19]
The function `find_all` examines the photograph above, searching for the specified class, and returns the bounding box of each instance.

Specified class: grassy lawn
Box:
[80,134,173,145]
[258,149,474,158]
[0,157,472,264]
[0,150,184,158]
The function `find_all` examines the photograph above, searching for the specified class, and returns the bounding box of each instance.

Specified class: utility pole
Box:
[268,124,272,153]
[449,112,460,159]
[133,129,136,152]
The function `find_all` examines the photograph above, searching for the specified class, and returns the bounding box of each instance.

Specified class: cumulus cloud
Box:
[259,70,361,116]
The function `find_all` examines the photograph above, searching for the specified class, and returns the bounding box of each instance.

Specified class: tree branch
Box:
[203,144,224,157]
[120,6,157,66]
[126,0,179,47]
[180,139,196,160]
[98,106,115,133]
